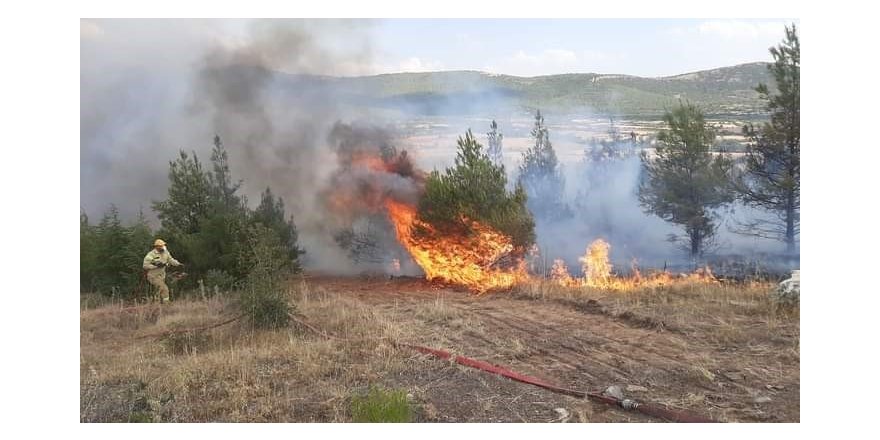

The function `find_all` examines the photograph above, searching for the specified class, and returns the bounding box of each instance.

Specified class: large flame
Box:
[385,199,527,292]
[580,238,613,287]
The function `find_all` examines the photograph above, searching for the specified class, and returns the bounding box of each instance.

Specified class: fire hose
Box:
[134,312,718,422]
[400,343,717,423]
[286,314,717,423]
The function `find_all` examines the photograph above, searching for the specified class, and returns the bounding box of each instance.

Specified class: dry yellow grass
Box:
[80,282,420,422]
[82,276,799,422]
[516,279,798,348]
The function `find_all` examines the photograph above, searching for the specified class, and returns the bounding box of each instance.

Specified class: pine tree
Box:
[209,135,243,210]
[238,224,294,329]
[152,150,213,235]
[518,110,569,220]
[80,210,98,292]
[487,120,504,166]
[638,102,734,259]
[253,187,304,273]
[734,24,800,254]
[91,205,140,295]
[419,129,535,250]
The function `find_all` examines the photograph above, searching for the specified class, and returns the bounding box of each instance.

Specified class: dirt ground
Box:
[80,275,799,423]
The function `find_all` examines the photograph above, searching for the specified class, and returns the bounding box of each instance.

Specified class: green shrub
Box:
[418,129,535,250]
[350,386,412,423]
[80,206,154,298]
[239,287,292,329]
[203,269,235,292]
[238,224,294,329]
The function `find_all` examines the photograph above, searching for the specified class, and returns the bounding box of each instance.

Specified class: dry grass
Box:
[80,282,420,422]
[82,276,799,422]
[516,279,799,349]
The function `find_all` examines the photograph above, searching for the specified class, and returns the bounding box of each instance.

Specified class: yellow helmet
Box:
[153,239,167,247]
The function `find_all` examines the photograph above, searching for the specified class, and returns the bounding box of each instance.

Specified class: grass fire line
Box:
[384,199,719,293]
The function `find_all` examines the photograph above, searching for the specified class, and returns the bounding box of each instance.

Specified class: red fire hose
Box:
[401,343,717,423]
[276,315,717,422]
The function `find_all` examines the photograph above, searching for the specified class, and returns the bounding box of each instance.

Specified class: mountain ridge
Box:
[274,62,773,117]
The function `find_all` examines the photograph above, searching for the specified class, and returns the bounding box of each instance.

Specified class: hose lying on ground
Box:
[128,308,717,422]
[400,343,717,423]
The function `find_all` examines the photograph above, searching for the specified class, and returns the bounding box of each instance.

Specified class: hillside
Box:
[277,62,773,118]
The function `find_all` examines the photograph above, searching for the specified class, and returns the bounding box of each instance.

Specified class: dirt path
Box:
[307,275,799,422]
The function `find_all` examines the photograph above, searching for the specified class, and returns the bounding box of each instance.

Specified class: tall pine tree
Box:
[638,102,734,259]
[253,187,304,273]
[487,119,504,166]
[734,24,800,254]
[518,110,569,220]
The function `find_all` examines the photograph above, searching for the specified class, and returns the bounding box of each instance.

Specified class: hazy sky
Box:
[81,18,797,77]
[372,18,797,77]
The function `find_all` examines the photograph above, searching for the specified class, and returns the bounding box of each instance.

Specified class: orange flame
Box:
[385,199,527,292]
[553,238,718,291]
[551,259,578,287]
[579,238,613,287]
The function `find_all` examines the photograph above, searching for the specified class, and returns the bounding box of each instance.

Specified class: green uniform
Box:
[142,248,181,302]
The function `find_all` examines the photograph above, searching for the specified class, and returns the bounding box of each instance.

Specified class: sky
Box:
[371,19,797,77]
[81,18,797,78]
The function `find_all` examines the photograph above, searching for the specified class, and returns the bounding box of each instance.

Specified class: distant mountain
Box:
[275,62,773,118]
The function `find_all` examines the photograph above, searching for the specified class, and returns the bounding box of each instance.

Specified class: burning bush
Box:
[393,130,535,291]
[321,125,535,292]
[418,129,535,251]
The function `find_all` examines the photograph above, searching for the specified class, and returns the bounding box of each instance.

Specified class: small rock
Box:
[603,385,625,400]
[753,396,772,404]
[626,385,649,393]
[724,371,745,382]
[423,403,439,420]
[553,407,571,422]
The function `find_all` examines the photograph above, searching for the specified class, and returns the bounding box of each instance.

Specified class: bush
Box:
[238,224,294,329]
[239,288,291,329]
[203,269,235,293]
[418,129,535,250]
[350,386,412,423]
[83,137,305,296]
[80,206,154,298]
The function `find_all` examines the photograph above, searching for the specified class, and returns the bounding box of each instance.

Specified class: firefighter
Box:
[142,239,183,303]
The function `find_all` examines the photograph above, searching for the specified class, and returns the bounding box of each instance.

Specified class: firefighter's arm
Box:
[167,252,183,267]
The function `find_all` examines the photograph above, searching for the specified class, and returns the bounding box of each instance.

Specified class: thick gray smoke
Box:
[186,20,382,273]
[81,19,400,273]
[82,19,795,277]
[532,145,795,276]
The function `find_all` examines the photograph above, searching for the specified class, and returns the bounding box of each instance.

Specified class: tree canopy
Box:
[638,102,734,258]
[419,129,535,250]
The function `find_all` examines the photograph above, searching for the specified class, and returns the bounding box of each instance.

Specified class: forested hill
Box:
[275,62,772,117]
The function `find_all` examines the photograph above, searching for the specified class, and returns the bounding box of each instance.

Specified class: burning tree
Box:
[419,129,535,251]
[734,24,800,254]
[392,129,534,291]
[638,102,734,259]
